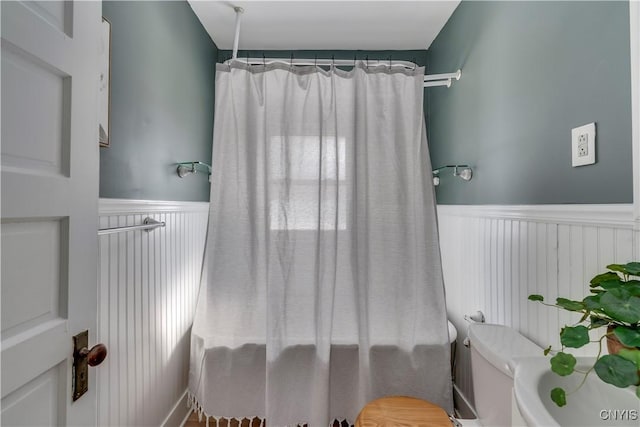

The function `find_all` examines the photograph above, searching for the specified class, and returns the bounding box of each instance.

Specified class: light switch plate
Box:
[571,122,596,167]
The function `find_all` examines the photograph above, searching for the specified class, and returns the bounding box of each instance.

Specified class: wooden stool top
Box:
[355,396,452,427]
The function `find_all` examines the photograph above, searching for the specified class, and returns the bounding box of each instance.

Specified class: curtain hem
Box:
[187,392,355,427]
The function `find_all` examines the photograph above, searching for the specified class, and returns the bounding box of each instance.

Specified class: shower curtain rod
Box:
[226,57,417,68]
[223,58,461,88]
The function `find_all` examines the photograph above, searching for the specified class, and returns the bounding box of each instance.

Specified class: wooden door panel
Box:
[1,219,67,338]
[1,1,100,424]
[1,44,71,177]
[21,1,73,37]
[1,363,67,426]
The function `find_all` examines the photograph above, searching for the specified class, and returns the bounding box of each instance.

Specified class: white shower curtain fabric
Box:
[189,61,452,427]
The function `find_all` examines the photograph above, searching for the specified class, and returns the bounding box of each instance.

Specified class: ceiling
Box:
[188,1,461,51]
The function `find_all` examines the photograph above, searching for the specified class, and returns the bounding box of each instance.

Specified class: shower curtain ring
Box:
[365,55,369,69]
[263,53,266,67]
[332,55,335,68]
[412,57,417,71]
[389,55,392,68]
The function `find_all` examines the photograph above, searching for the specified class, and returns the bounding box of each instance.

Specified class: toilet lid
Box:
[355,396,452,427]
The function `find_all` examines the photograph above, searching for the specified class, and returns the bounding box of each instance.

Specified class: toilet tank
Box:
[468,324,541,427]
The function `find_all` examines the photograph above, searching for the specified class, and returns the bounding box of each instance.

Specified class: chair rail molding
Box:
[99,198,209,214]
[436,204,635,228]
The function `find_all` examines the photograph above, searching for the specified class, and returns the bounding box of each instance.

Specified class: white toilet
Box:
[355,322,541,427]
[467,323,542,426]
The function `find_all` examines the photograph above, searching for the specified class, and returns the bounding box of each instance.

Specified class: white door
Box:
[1,1,102,425]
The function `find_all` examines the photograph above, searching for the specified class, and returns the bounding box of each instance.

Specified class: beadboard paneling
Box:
[437,204,638,409]
[97,199,208,426]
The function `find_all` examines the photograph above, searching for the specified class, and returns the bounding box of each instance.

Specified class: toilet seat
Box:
[355,396,452,427]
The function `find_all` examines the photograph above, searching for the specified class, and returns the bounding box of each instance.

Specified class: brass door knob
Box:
[79,343,107,366]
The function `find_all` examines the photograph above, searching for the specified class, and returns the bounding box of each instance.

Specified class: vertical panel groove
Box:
[438,206,637,406]
[97,204,208,426]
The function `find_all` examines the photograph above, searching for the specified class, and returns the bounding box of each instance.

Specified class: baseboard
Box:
[162,389,190,427]
[453,383,477,420]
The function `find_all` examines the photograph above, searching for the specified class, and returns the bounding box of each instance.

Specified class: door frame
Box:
[632,0,639,229]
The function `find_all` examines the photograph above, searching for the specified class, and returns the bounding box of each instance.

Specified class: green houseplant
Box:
[528,262,640,407]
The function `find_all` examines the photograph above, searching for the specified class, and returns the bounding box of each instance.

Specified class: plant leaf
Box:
[623,262,640,276]
[623,280,640,296]
[543,345,552,356]
[583,294,602,310]
[607,264,628,274]
[556,298,584,312]
[560,325,590,348]
[613,326,640,347]
[600,290,640,324]
[528,294,544,302]
[617,348,640,368]
[591,272,621,286]
[550,387,566,407]
[599,280,624,290]
[607,287,629,298]
[594,354,640,388]
[550,352,576,376]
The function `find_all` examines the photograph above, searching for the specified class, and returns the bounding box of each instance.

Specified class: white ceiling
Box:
[188,1,461,51]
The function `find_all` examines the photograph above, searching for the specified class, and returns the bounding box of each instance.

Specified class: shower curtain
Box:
[189,61,452,427]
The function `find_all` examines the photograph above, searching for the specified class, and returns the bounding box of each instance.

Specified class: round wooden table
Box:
[355,396,452,427]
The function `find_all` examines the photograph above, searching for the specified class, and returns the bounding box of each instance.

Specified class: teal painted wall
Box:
[428,1,633,204]
[100,1,217,202]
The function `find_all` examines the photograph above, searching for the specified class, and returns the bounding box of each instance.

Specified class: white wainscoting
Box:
[437,204,639,411]
[97,199,209,427]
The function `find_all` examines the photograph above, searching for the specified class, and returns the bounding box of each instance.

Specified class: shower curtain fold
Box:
[189,61,452,427]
